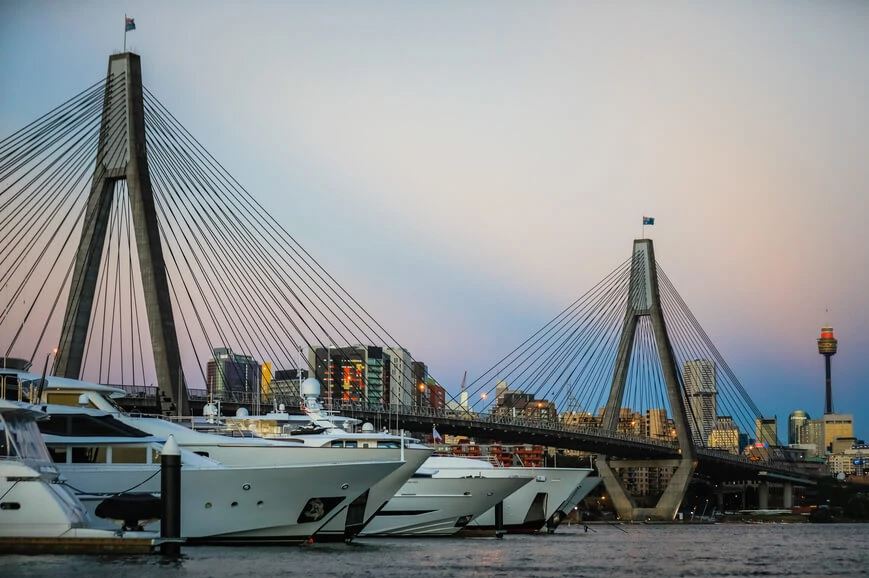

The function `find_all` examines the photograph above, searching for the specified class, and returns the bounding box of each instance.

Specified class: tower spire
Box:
[817,324,838,415]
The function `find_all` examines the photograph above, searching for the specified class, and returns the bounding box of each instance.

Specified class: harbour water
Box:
[4,523,868,577]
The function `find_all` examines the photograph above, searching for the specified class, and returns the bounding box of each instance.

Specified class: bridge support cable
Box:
[1,77,133,366]
[141,87,433,405]
[135,87,441,407]
[143,98,386,404]
[482,262,630,410]
[455,258,632,411]
[656,264,782,452]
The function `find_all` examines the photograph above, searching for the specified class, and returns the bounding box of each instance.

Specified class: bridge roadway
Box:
[333,402,819,485]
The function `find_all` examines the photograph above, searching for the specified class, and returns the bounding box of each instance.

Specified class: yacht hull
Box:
[458,468,591,535]
[60,460,400,542]
[545,476,602,532]
[314,447,432,542]
[359,476,530,537]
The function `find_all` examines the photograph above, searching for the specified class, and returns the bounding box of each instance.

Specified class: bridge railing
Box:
[333,401,680,450]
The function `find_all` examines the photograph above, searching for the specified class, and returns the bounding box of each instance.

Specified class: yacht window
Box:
[3,413,52,462]
[151,448,162,464]
[111,446,148,464]
[71,446,108,463]
[1,375,20,401]
[38,414,150,438]
[344,441,358,448]
[330,441,344,448]
[45,391,97,408]
[377,441,400,449]
[47,446,67,463]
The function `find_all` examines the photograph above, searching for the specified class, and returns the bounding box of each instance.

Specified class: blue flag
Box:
[125,17,136,31]
[643,216,655,225]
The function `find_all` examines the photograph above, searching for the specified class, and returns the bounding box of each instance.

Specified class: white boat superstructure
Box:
[37,404,402,542]
[423,456,592,534]
[0,399,153,543]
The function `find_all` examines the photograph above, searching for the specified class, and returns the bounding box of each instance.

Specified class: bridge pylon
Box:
[54,53,187,415]
[597,238,697,521]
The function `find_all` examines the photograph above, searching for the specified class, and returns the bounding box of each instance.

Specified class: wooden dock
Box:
[0,537,160,555]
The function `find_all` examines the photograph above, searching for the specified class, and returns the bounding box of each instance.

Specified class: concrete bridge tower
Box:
[597,238,697,521]
[54,53,187,415]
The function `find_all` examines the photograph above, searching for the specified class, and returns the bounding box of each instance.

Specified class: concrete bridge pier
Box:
[758,482,770,510]
[597,457,696,521]
[782,482,793,509]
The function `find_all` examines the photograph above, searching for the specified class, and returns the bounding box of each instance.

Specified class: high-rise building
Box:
[755,417,778,446]
[495,380,509,404]
[412,361,428,406]
[817,326,838,414]
[708,416,741,455]
[261,361,273,398]
[822,414,854,454]
[788,410,810,445]
[799,419,824,456]
[270,368,308,400]
[561,411,599,428]
[617,408,645,436]
[646,408,668,440]
[206,347,261,399]
[384,347,413,406]
[308,345,389,405]
[683,359,717,443]
[426,378,446,410]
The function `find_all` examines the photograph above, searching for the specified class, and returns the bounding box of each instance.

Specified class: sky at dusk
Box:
[1,1,867,440]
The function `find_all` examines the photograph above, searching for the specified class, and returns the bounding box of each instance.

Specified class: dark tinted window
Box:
[38,414,150,438]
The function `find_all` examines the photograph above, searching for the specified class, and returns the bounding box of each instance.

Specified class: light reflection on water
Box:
[3,524,868,577]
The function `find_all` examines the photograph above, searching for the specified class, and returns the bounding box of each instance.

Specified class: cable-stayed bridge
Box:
[0,53,819,520]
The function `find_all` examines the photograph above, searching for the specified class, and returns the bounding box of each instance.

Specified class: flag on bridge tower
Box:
[641,216,655,239]
[124,16,136,52]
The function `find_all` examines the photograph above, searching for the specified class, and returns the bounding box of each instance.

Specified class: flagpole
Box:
[124,14,127,52]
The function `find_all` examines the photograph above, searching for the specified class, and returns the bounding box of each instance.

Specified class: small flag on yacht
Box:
[642,216,655,225]
[125,17,136,31]
[432,426,443,443]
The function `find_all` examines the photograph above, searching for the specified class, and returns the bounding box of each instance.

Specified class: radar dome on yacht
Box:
[203,403,218,417]
[361,422,375,433]
[235,407,250,418]
[300,377,322,397]
[278,403,286,412]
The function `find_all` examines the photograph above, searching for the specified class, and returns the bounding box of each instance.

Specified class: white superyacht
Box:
[422,456,592,535]
[34,402,401,543]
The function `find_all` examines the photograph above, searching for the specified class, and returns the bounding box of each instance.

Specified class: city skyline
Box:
[1,1,867,439]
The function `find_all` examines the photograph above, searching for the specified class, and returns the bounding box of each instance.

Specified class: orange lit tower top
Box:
[817,326,838,414]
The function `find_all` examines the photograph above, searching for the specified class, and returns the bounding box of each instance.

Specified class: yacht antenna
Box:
[400,428,405,462]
